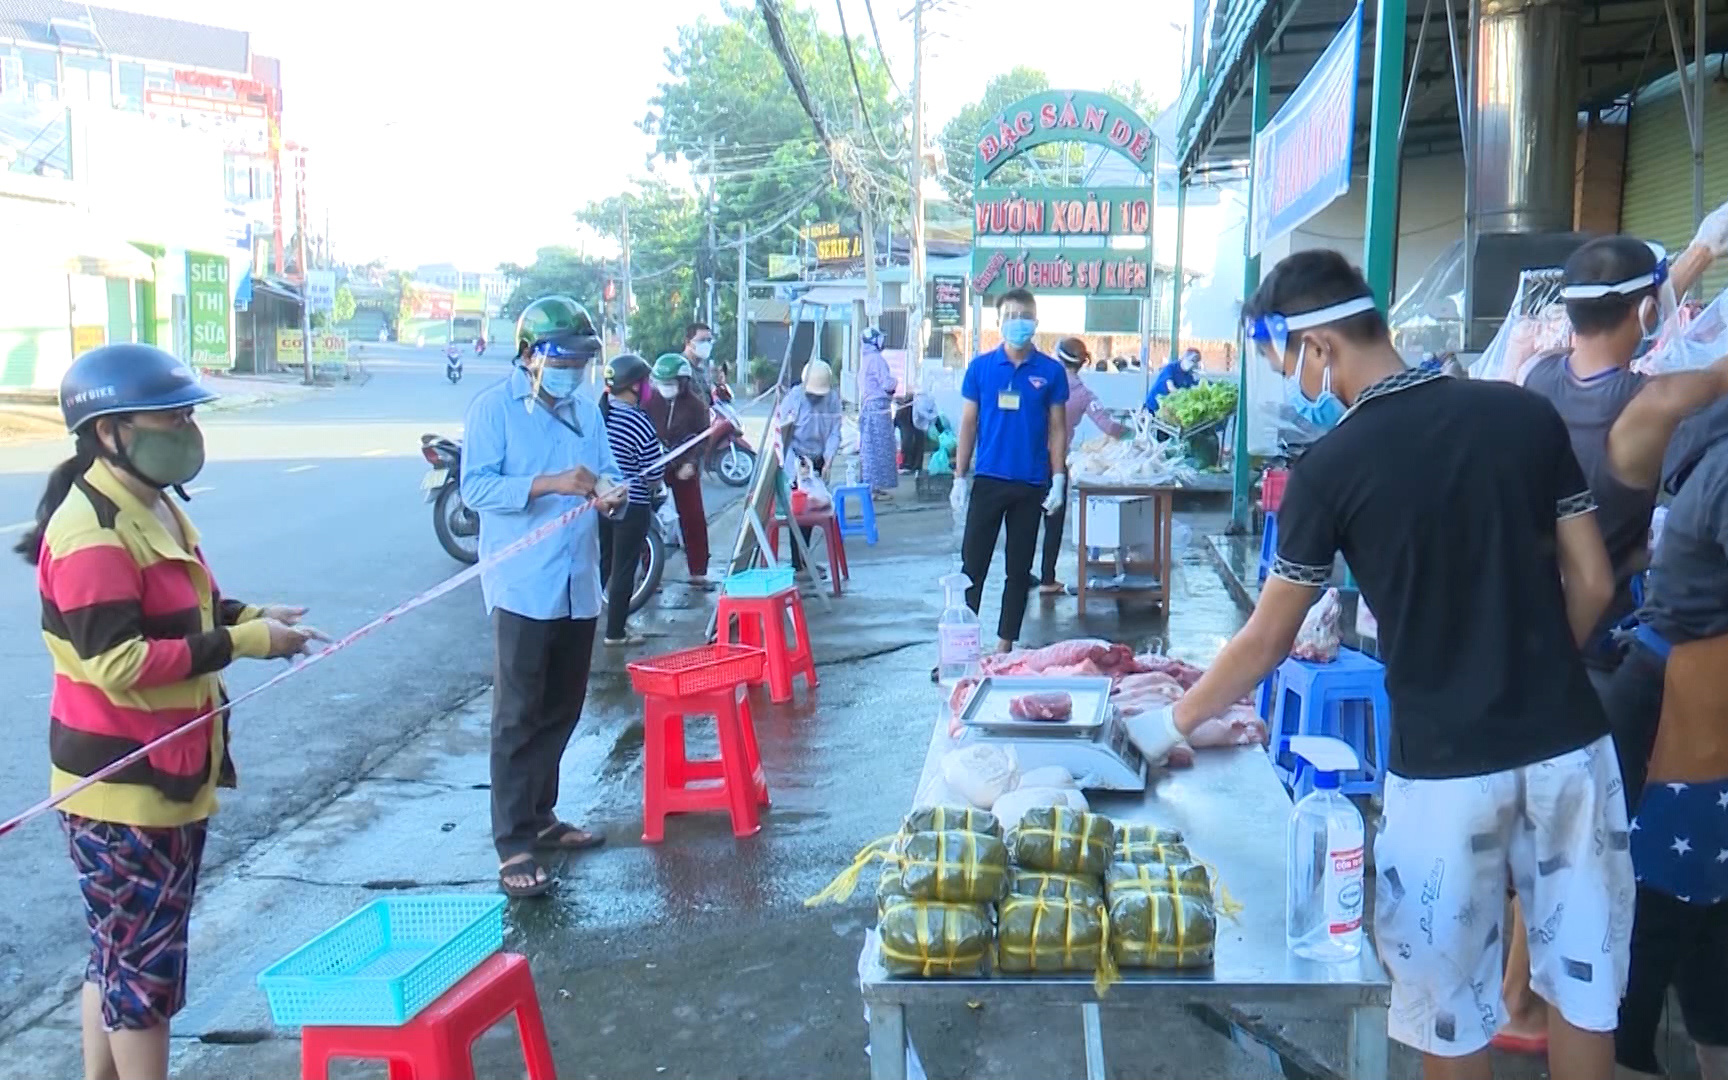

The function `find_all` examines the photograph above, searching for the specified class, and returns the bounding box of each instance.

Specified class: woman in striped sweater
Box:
[15,344,322,1080]
[598,353,664,646]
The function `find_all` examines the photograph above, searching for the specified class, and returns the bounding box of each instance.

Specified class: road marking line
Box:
[186,485,215,496]
[362,449,390,457]
[284,464,318,474]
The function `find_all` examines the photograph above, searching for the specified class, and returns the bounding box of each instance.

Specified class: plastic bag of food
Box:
[1019,765,1077,790]
[941,743,1020,809]
[1107,887,1217,969]
[1291,587,1343,662]
[878,900,993,977]
[995,895,1109,977]
[991,786,1089,834]
[1007,868,1105,908]
[897,830,1010,903]
[1114,824,1192,866]
[1006,807,1117,876]
[1106,860,1213,899]
[903,805,1001,838]
[1635,287,1728,376]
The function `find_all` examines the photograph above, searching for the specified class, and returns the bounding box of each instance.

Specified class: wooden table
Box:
[1074,482,1178,616]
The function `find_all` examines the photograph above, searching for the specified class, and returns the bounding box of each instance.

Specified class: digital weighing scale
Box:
[956,676,1149,791]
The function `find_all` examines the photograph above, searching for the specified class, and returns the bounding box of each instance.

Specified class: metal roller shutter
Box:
[1621,73,1728,297]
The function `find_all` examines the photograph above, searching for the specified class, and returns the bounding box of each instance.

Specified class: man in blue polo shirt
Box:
[953,288,1070,652]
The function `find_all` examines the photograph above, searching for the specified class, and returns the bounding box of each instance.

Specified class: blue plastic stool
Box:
[1262,647,1390,797]
[831,484,879,545]
[1256,512,1279,586]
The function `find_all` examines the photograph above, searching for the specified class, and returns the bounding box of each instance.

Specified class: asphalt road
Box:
[0,345,743,1028]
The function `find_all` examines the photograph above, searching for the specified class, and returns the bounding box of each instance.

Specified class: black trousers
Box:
[1616,887,1728,1072]
[598,502,651,640]
[961,476,1044,645]
[894,405,926,471]
[1037,497,1066,586]
[490,609,596,860]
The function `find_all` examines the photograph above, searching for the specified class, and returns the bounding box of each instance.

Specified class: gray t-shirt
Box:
[1521,353,1653,636]
[1645,400,1728,644]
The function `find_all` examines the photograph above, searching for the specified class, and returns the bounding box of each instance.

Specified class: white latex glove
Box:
[949,474,971,517]
[1122,704,1185,763]
[1693,199,1728,259]
[1042,472,1067,516]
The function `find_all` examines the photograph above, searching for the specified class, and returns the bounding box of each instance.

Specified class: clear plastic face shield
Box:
[1558,241,1679,345]
[1244,295,1380,432]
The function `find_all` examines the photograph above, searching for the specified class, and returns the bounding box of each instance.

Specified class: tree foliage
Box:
[497,248,610,325]
[578,180,706,361]
[332,284,357,325]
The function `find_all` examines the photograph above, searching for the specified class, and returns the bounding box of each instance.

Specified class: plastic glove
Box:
[950,474,971,517]
[1694,199,1728,259]
[1121,704,1185,763]
[1042,473,1067,516]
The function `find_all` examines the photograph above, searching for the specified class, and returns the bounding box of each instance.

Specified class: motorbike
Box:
[705,397,757,488]
[474,338,487,357]
[445,350,463,384]
[418,434,663,615]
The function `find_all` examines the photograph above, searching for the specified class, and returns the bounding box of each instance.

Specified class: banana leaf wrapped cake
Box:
[1006,807,1117,876]
[1114,824,1192,866]
[1106,886,1217,969]
[995,894,1109,975]
[1105,860,1214,900]
[1006,868,1105,908]
[878,900,994,978]
[903,805,1002,838]
[897,830,1010,903]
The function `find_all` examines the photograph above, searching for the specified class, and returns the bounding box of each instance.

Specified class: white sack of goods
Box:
[941,743,1020,810]
[991,785,1090,834]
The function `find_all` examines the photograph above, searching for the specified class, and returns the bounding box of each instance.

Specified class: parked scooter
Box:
[706,396,757,487]
[444,346,463,384]
[417,434,663,614]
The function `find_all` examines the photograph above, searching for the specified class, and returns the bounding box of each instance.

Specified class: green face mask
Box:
[121,421,206,488]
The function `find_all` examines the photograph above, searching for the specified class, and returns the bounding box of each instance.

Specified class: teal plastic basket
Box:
[723,567,794,597]
[257,895,504,1027]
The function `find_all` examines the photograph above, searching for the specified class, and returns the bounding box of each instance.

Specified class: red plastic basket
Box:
[627,644,766,697]
[1260,467,1289,513]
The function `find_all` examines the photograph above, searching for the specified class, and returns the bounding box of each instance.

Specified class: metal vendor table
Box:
[1073,482,1177,616]
[857,715,1391,1080]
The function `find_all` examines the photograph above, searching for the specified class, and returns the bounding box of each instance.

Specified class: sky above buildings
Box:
[138,0,1186,270]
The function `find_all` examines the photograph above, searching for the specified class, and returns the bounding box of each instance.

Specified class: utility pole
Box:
[295,146,312,386]
[735,223,748,381]
[620,201,632,349]
[907,0,928,384]
[705,138,718,326]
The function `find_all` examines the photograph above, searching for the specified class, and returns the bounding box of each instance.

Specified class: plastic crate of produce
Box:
[723,567,795,597]
[256,895,504,1027]
[627,644,766,697]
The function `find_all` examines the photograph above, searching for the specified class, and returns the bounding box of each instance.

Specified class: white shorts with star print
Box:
[1373,734,1635,1057]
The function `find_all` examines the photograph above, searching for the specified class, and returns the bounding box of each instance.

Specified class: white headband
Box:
[1280,295,1379,331]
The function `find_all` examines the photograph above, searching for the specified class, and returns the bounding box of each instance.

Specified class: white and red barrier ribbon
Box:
[0,424,721,840]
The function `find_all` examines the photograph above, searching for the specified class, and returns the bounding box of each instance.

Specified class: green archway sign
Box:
[970,90,1158,297]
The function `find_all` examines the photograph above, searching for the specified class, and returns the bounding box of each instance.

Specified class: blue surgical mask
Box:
[1285,344,1347,430]
[1002,317,1037,348]
[539,367,579,399]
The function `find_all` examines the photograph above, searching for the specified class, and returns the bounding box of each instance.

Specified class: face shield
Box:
[1558,241,1679,342]
[1244,295,1380,378]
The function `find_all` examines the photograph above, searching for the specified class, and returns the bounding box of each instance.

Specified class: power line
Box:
[835,0,903,161]
[861,0,901,93]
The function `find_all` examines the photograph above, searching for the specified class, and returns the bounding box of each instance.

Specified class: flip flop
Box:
[1490,1030,1548,1055]
[535,822,606,853]
[498,855,554,898]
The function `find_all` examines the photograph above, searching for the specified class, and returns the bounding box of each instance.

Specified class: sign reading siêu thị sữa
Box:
[186,250,232,370]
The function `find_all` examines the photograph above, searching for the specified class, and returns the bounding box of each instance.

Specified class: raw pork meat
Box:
[981,639,1136,677]
[1008,692,1073,722]
[1185,705,1270,748]
[1291,588,1343,662]
[1130,654,1208,689]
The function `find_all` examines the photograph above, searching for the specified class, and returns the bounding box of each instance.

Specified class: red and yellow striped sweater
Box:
[38,460,272,827]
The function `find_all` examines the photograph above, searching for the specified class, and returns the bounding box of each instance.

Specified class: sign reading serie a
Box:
[968,89,1157,297]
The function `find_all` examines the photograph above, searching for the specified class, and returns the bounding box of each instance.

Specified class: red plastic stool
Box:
[628,645,770,842]
[715,587,819,704]
[299,952,555,1080]
[765,507,848,596]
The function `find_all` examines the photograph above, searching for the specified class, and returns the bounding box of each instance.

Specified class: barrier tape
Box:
[0,423,722,840]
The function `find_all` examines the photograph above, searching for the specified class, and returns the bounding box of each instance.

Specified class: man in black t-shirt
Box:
[1131,250,1632,1078]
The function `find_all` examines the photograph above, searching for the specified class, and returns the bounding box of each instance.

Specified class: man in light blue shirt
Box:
[462,310,624,897]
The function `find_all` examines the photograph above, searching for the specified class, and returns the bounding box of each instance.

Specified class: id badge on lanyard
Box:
[997,390,1021,411]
